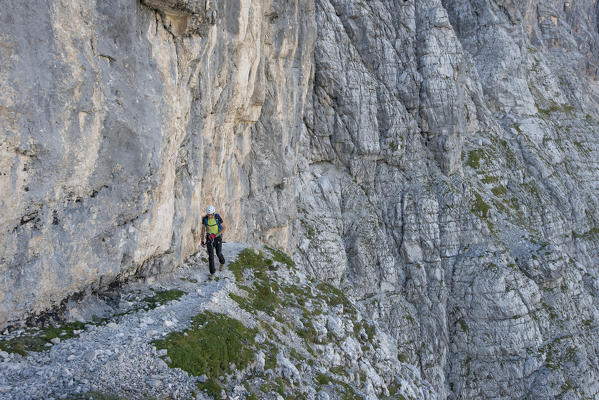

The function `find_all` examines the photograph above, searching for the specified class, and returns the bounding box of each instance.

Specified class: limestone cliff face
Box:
[296,0,599,398]
[2,0,599,399]
[0,0,314,327]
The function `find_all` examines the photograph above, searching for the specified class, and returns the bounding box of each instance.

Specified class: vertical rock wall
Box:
[296,0,599,398]
[2,0,599,398]
[0,0,315,328]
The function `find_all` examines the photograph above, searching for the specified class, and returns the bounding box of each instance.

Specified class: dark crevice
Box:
[19,212,38,226]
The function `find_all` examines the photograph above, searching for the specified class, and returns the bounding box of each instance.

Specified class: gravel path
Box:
[0,243,248,400]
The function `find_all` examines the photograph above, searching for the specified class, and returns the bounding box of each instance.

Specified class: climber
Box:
[200,205,226,279]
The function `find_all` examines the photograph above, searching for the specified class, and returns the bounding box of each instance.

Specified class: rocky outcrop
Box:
[295,0,599,398]
[0,0,313,328]
[0,244,438,400]
[2,0,599,398]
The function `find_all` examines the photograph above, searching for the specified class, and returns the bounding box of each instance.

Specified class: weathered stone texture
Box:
[295,0,599,398]
[0,0,314,328]
[2,0,599,398]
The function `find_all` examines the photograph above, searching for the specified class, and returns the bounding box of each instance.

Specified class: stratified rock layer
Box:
[295,0,599,398]
[1,0,599,399]
[0,0,314,327]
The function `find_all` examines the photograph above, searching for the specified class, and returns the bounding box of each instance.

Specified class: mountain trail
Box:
[0,243,249,400]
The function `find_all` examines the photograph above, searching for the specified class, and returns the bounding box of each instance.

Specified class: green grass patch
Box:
[513,124,523,134]
[491,185,507,196]
[227,247,299,316]
[316,283,355,313]
[198,378,223,399]
[330,365,349,377]
[297,315,321,344]
[229,292,255,314]
[301,219,317,240]
[228,248,273,282]
[466,149,485,169]
[471,192,490,219]
[481,175,498,184]
[142,289,187,309]
[290,347,305,361]
[537,101,575,117]
[573,227,599,240]
[229,281,281,316]
[264,343,279,371]
[153,311,257,397]
[316,373,331,385]
[0,320,87,356]
[353,320,376,343]
[252,281,281,315]
[333,379,362,400]
[265,246,296,268]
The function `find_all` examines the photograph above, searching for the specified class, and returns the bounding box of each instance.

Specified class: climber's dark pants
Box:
[206,235,225,274]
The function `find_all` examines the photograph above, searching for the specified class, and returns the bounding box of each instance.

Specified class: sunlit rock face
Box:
[2,0,599,398]
[0,0,314,328]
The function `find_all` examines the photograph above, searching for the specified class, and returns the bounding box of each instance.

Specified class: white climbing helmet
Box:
[206,205,215,214]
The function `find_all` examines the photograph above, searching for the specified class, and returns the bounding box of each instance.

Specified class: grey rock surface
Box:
[1,0,599,399]
[0,243,435,399]
[294,0,599,398]
[0,0,314,327]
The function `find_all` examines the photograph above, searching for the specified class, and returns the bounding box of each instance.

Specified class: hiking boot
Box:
[208,274,215,281]
[219,262,225,271]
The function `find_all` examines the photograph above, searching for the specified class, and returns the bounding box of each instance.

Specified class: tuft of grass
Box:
[491,185,507,196]
[573,227,599,240]
[252,281,281,315]
[297,316,321,344]
[316,373,331,386]
[264,343,279,371]
[513,123,523,134]
[228,248,272,282]
[471,192,490,219]
[481,175,498,184]
[229,292,255,314]
[153,311,257,397]
[142,289,187,309]
[265,246,296,268]
[316,283,355,314]
[229,281,281,317]
[466,149,485,169]
[0,321,87,356]
[199,378,222,399]
[537,101,575,117]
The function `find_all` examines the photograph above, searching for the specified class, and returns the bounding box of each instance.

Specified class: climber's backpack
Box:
[202,213,223,232]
